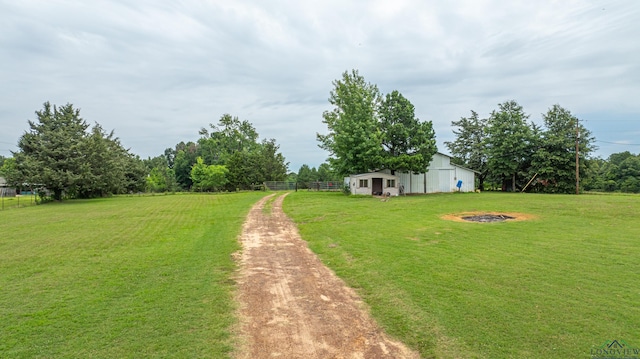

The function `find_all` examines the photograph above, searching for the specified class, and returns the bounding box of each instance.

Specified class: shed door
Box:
[439,170,452,192]
[372,178,383,195]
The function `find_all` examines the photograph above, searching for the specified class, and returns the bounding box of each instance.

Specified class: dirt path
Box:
[234,193,419,359]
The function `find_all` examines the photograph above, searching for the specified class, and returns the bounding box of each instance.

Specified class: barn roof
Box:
[349,172,399,179]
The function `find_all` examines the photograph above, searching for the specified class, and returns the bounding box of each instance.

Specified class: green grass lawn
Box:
[283,191,640,359]
[0,192,266,358]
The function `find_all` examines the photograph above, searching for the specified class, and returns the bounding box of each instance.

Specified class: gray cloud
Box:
[1,0,639,171]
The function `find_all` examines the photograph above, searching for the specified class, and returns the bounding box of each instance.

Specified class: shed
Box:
[0,176,16,197]
[346,172,400,196]
[380,153,477,193]
[347,153,477,195]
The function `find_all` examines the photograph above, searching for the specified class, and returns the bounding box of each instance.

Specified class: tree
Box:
[77,124,136,198]
[225,151,257,191]
[122,154,147,193]
[0,157,19,188]
[445,110,489,190]
[173,142,198,190]
[317,163,338,181]
[144,155,177,193]
[317,70,384,176]
[597,151,640,193]
[485,100,536,191]
[297,164,315,188]
[255,138,288,182]
[14,102,90,200]
[164,147,176,168]
[11,102,143,199]
[223,138,288,191]
[198,114,259,165]
[379,90,437,174]
[618,155,640,192]
[530,105,595,193]
[190,157,228,192]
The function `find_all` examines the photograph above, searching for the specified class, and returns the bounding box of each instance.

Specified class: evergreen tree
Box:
[15,102,89,200]
[485,100,536,191]
[531,105,595,193]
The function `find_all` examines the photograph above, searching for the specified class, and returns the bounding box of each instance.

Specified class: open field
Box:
[0,192,266,358]
[3,190,638,358]
[283,191,640,358]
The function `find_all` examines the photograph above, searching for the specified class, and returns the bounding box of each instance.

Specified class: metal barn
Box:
[347,153,477,195]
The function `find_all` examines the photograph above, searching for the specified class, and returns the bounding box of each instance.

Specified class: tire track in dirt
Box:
[234,193,419,359]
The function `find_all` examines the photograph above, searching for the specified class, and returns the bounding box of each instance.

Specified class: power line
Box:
[596,140,640,146]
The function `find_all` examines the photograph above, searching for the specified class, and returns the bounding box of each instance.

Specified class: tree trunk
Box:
[478,173,486,191]
[512,173,516,192]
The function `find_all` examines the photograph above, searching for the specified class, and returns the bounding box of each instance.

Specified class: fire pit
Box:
[461,214,515,222]
[440,211,535,223]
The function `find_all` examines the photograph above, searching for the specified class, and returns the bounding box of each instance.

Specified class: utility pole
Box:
[575,118,580,195]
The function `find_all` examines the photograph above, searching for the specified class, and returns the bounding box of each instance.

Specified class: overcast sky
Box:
[1,0,639,171]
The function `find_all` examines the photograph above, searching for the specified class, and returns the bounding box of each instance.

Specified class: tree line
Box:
[584,151,640,193]
[444,101,640,193]
[144,113,288,193]
[0,103,288,200]
[2,78,638,199]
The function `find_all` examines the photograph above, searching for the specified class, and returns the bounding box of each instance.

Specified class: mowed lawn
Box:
[283,191,640,359]
[0,192,266,358]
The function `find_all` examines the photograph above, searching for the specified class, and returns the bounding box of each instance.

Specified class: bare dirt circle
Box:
[441,211,536,223]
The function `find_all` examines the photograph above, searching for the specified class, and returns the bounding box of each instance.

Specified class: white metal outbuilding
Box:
[346,153,477,195]
[346,172,400,196]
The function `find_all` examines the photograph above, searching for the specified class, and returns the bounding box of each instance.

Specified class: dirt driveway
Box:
[234,193,419,359]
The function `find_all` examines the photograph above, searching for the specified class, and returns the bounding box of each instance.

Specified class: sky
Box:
[1,0,639,172]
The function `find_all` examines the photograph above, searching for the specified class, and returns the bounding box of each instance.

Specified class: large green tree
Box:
[255,138,288,182]
[225,151,257,191]
[14,102,90,200]
[379,90,437,174]
[317,70,384,176]
[530,105,595,193]
[12,102,145,199]
[445,110,489,190]
[485,100,536,191]
[77,124,139,198]
[198,114,259,165]
[224,139,288,191]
